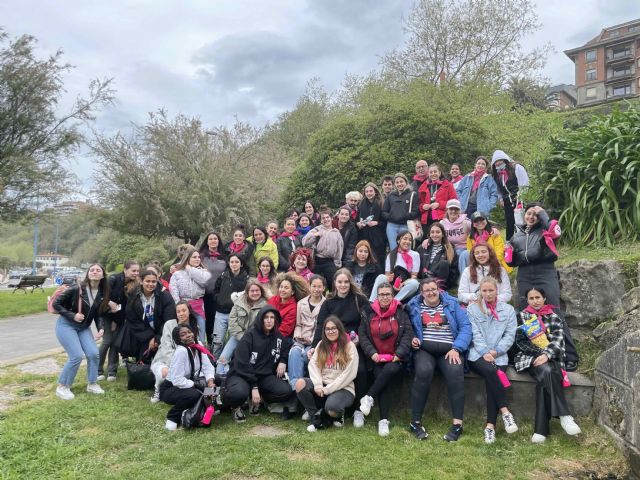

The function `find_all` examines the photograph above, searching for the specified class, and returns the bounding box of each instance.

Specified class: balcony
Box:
[606,71,635,83]
[606,49,634,64]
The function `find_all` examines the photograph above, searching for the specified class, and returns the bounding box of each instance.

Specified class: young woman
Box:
[449,163,463,185]
[508,205,579,370]
[369,231,420,302]
[224,228,254,274]
[417,222,457,289]
[150,300,200,403]
[335,206,358,269]
[455,156,499,217]
[160,325,215,431]
[222,306,295,422]
[288,275,326,389]
[99,260,139,381]
[125,269,177,361]
[266,221,279,242]
[303,201,321,226]
[53,263,110,400]
[466,211,512,273]
[169,246,211,344]
[466,277,518,444]
[276,217,302,272]
[211,254,249,358]
[514,287,581,442]
[357,182,386,270]
[200,231,227,343]
[381,173,420,250]
[440,199,472,274]
[418,163,458,231]
[256,256,277,298]
[296,316,359,432]
[406,278,472,441]
[310,269,371,427]
[217,280,268,374]
[288,247,314,282]
[286,210,300,225]
[348,240,382,299]
[252,226,279,272]
[491,150,529,240]
[267,272,310,338]
[357,282,413,436]
[302,207,344,289]
[296,214,314,236]
[458,244,512,305]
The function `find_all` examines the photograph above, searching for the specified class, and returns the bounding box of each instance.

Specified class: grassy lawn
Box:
[0,287,56,319]
[0,360,627,480]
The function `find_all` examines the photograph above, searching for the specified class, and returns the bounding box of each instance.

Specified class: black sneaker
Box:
[443,424,463,442]
[410,421,428,440]
[233,406,246,423]
[565,361,578,372]
[281,407,294,420]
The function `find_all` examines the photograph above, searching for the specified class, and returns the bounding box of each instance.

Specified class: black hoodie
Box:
[229,305,292,388]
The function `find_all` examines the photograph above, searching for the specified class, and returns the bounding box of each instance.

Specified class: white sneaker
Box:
[531,433,546,443]
[353,410,365,428]
[86,383,105,395]
[301,410,310,421]
[150,388,160,404]
[107,376,117,382]
[56,385,74,401]
[378,419,390,437]
[359,395,374,416]
[96,375,105,381]
[165,420,178,431]
[484,427,496,444]
[306,424,318,433]
[560,416,581,435]
[333,414,345,428]
[502,412,518,434]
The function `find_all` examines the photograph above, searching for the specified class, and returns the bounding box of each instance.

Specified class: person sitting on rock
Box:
[513,286,581,443]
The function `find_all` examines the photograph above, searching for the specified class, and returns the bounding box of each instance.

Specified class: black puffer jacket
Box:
[382,189,420,224]
[417,243,456,288]
[508,210,557,267]
[125,288,177,345]
[214,270,249,313]
[105,273,127,326]
[339,221,358,269]
[53,284,107,330]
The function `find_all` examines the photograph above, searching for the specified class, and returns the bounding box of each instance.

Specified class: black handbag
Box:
[181,394,207,429]
[113,322,138,358]
[126,350,156,390]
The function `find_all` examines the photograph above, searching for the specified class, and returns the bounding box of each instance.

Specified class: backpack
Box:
[47,285,81,314]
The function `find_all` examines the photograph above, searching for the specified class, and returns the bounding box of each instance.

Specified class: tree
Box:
[507,76,549,110]
[93,110,289,244]
[382,0,549,87]
[0,30,114,218]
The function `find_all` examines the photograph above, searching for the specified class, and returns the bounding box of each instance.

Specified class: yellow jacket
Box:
[253,238,279,270]
[466,231,512,273]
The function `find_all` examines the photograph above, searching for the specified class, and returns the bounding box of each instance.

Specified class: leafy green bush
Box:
[543,104,640,246]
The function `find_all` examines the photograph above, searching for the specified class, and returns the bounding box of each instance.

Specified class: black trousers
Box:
[159,381,202,424]
[411,343,465,422]
[367,361,403,420]
[528,361,570,436]
[98,319,120,376]
[296,378,354,418]
[222,374,294,408]
[503,200,516,241]
[203,292,216,345]
[314,257,337,292]
[469,358,508,425]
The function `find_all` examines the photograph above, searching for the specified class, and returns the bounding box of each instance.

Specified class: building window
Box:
[612,46,632,60]
[612,85,631,96]
[585,49,596,62]
[630,25,640,33]
[612,65,632,78]
[586,87,597,98]
[609,29,620,38]
[586,68,597,81]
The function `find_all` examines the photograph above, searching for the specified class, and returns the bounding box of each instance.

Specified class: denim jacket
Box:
[455,173,499,214]
[466,301,517,366]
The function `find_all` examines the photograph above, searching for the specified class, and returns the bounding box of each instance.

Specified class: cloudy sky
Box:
[2,0,639,194]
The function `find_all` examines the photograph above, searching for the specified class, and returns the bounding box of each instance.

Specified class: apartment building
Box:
[564,18,640,107]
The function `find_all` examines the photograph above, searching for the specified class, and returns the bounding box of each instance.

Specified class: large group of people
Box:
[52,151,582,445]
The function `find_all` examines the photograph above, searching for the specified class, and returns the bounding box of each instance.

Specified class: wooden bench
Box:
[12,275,48,294]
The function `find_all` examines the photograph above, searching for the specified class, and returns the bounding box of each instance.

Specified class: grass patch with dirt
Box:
[0,287,56,318]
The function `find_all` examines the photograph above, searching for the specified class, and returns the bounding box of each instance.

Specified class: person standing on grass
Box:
[302,207,344,290]
[149,300,200,403]
[199,231,227,344]
[514,287,581,443]
[405,278,472,442]
[98,259,139,382]
[296,316,359,432]
[357,282,413,436]
[160,325,215,431]
[222,306,296,422]
[466,277,518,444]
[53,263,110,400]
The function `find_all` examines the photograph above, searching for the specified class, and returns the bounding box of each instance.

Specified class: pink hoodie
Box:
[440,214,472,250]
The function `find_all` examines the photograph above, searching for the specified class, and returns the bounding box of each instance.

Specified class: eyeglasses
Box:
[378,292,393,297]
[423,288,439,293]
[325,327,338,332]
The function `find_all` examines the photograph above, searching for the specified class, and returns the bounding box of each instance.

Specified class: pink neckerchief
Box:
[542,220,561,257]
[470,169,484,191]
[473,229,490,244]
[452,175,463,183]
[279,231,299,239]
[485,300,500,321]
[207,249,221,258]
[398,247,413,272]
[187,343,216,361]
[524,304,558,319]
[257,272,271,284]
[413,173,428,183]
[498,169,509,185]
[326,341,339,367]
[228,242,245,254]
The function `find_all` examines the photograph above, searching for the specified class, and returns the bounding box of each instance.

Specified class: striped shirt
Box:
[420,301,453,344]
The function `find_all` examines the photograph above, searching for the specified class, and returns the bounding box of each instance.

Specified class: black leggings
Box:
[203,293,216,344]
[159,381,202,424]
[528,361,570,436]
[469,358,508,425]
[314,257,337,292]
[411,342,464,423]
[296,378,354,418]
[503,199,516,241]
[367,361,403,420]
[222,374,294,408]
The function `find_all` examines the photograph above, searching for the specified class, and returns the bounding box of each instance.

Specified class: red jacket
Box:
[268,295,297,337]
[418,180,457,224]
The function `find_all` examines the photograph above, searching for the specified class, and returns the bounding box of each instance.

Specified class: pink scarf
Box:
[398,247,413,272]
[473,230,490,244]
[485,300,500,321]
[187,343,215,361]
[470,169,484,192]
[228,242,245,254]
[413,173,428,183]
[257,272,271,284]
[279,231,299,239]
[524,304,558,319]
[326,341,339,368]
[207,249,221,258]
[542,220,561,257]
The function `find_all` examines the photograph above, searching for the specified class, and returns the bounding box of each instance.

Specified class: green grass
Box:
[0,362,627,480]
[0,287,56,318]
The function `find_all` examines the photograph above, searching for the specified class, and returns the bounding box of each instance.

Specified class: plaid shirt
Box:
[514,311,565,372]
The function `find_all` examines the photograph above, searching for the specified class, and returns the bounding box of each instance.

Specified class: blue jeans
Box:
[216,335,239,375]
[211,311,230,358]
[56,316,99,386]
[369,274,420,302]
[386,222,407,251]
[288,343,311,389]
[194,313,206,344]
[457,248,469,275]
